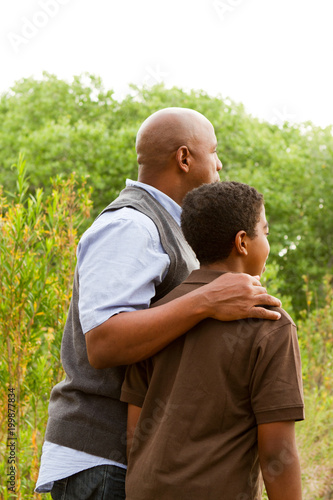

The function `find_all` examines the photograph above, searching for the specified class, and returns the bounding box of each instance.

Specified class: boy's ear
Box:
[176,145,190,173]
[235,230,249,256]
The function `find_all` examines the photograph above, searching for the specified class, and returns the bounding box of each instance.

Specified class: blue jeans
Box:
[50,465,126,500]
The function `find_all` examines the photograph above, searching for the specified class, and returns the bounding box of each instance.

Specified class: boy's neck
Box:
[199,259,244,275]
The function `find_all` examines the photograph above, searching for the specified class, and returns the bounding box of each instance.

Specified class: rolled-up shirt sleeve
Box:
[250,321,305,424]
[77,207,170,334]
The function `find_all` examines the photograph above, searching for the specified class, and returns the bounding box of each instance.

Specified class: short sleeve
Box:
[77,208,170,333]
[250,321,305,425]
[120,359,153,408]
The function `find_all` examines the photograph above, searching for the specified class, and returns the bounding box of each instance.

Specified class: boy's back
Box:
[121,269,304,500]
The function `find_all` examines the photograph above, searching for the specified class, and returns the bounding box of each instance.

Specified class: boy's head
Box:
[181,181,270,276]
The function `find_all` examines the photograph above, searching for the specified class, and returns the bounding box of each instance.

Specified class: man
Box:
[36,108,281,499]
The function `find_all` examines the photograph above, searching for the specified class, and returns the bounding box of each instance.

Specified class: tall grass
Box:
[0,157,92,499]
[296,276,333,499]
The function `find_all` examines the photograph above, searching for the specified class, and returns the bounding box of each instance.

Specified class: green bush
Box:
[0,156,92,499]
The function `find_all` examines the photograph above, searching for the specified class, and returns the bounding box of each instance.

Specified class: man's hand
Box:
[200,272,281,321]
[86,271,282,369]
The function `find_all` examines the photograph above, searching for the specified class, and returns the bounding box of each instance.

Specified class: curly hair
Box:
[181,181,264,265]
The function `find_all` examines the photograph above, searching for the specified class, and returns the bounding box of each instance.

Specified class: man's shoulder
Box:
[84,207,159,237]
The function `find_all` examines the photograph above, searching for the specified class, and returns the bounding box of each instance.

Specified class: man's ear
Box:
[176,145,190,173]
[234,230,248,256]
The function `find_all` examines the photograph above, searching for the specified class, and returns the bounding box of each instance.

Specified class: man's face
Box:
[245,205,270,277]
[188,121,222,187]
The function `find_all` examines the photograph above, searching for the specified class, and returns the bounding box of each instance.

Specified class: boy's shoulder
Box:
[231,306,295,330]
[226,306,297,351]
[262,306,295,327]
[245,306,297,348]
[152,269,224,307]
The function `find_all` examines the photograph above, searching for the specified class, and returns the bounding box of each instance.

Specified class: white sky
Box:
[1,0,333,127]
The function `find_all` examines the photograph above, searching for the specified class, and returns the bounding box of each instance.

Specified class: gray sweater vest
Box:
[45,186,198,464]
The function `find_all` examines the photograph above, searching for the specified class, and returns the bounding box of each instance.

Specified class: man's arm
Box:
[258,421,302,500]
[86,273,281,368]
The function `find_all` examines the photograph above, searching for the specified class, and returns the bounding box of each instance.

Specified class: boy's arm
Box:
[258,421,302,500]
[121,361,150,459]
[86,273,281,368]
[126,404,142,459]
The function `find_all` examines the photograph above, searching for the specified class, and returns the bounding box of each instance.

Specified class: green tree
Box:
[0,74,332,314]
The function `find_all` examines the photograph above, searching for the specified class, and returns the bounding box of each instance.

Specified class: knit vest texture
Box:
[45,186,198,464]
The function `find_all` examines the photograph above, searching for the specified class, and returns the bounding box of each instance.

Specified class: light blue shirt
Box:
[36,179,183,492]
[78,179,181,333]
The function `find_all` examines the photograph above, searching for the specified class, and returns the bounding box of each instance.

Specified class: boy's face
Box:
[245,205,270,277]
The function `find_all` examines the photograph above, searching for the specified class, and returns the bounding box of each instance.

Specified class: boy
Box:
[120,181,304,499]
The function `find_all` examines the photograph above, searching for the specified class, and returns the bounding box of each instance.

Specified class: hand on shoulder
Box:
[202,272,282,322]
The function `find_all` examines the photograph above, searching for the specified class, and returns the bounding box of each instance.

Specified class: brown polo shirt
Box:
[121,269,304,500]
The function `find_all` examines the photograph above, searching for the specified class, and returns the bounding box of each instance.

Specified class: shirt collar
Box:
[126,179,182,226]
[183,269,228,285]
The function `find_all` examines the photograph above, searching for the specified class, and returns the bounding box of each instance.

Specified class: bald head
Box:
[136,107,214,172]
[134,107,221,204]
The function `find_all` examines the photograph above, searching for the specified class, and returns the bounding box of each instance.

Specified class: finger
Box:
[254,293,282,308]
[249,306,281,321]
[251,275,262,286]
[251,286,267,295]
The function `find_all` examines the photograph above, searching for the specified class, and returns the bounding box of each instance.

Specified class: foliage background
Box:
[1,73,332,314]
[0,74,332,498]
